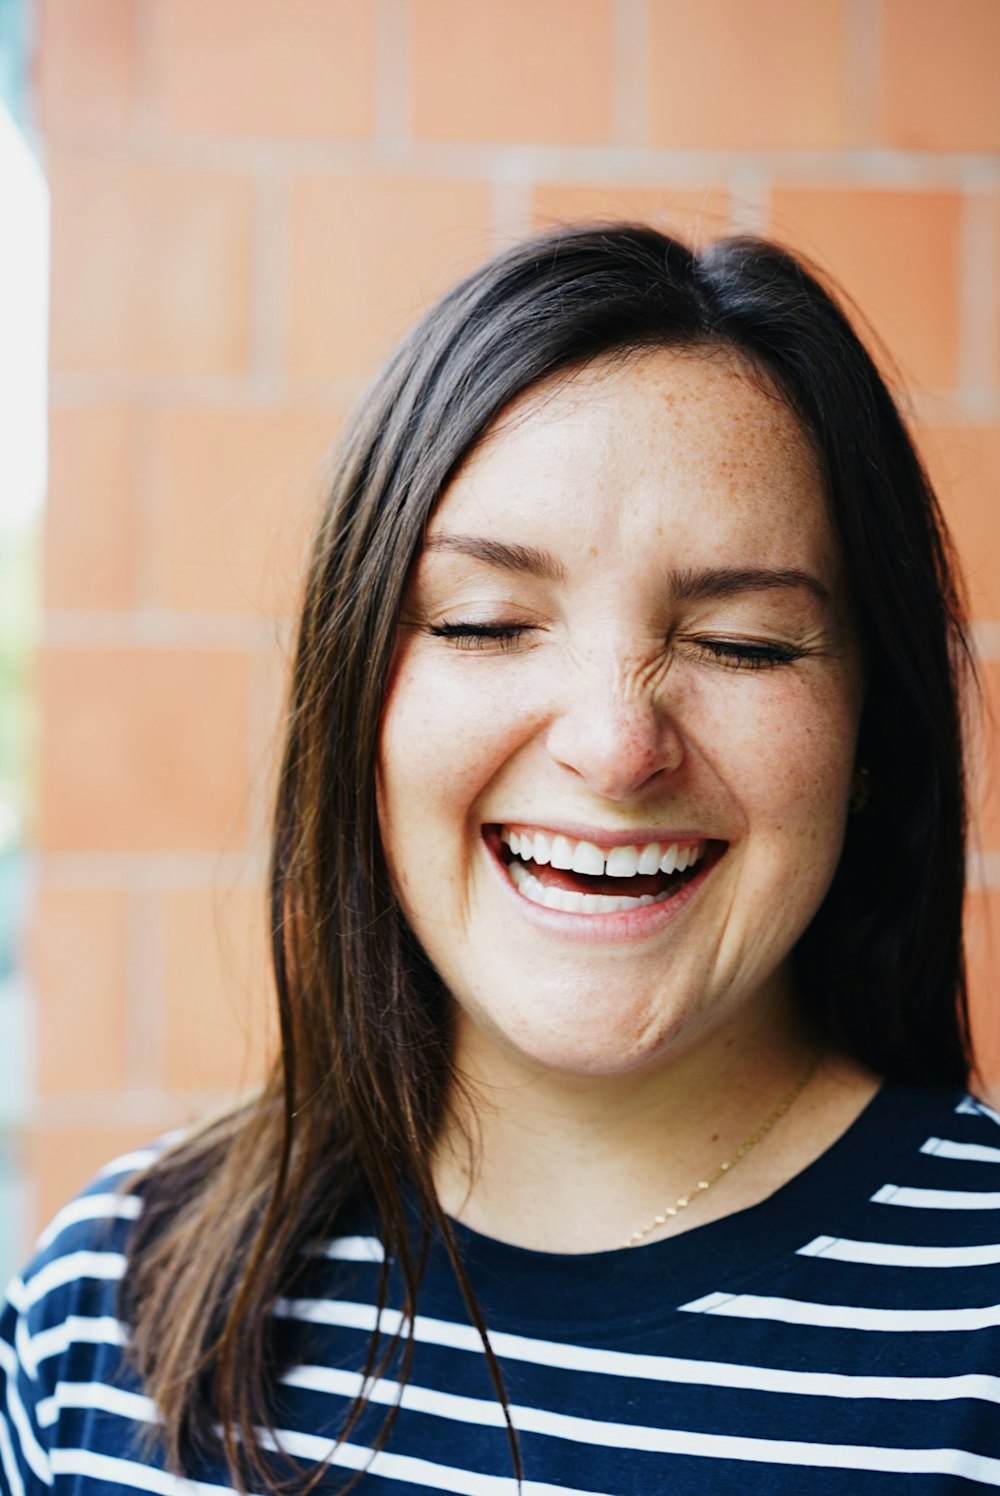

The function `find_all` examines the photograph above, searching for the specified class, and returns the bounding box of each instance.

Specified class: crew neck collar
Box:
[415,1080,964,1338]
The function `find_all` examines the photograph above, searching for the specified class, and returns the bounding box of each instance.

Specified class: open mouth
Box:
[493,826,722,915]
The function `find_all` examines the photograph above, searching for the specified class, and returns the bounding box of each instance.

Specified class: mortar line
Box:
[40,131,1000,188]
[958,190,1000,394]
[610,0,649,148]
[844,0,882,147]
[126,884,164,1094]
[491,174,534,245]
[374,0,412,163]
[727,170,770,236]
[132,0,162,138]
[250,166,291,404]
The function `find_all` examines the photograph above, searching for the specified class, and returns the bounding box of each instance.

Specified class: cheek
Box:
[694,670,860,832]
[377,653,536,872]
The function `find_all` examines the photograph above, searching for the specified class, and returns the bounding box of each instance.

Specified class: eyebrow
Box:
[670,565,831,606]
[423,533,567,581]
[423,533,829,605]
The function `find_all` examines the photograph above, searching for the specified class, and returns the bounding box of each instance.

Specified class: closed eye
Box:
[688,638,806,671]
[427,621,534,652]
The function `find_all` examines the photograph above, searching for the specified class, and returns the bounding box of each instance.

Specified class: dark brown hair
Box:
[121,224,974,1491]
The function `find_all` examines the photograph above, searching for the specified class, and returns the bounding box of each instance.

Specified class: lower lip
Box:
[484,834,724,944]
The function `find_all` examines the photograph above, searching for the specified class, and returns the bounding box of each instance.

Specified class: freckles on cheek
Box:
[700,674,858,819]
[379,665,530,840]
[762,700,859,847]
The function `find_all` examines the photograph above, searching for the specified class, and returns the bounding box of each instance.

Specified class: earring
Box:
[849,766,871,813]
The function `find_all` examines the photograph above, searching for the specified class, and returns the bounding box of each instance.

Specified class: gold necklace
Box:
[620,1057,820,1249]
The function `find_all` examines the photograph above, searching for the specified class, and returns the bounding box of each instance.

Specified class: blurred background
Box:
[2,0,1000,1274]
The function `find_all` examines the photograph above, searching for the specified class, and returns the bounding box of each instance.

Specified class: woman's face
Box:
[377,348,864,1079]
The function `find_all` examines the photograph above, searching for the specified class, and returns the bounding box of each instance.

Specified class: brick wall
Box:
[31,0,1000,1240]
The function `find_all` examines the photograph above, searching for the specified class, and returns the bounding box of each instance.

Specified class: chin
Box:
[466,987,709,1080]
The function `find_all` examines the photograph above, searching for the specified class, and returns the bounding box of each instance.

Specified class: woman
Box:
[3,224,999,1494]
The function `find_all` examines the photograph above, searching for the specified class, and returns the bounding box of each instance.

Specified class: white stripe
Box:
[285,1354,1000,1440]
[36,1193,142,1252]
[267,1417,1000,1486]
[31,1314,128,1369]
[274,1300,1000,1400]
[262,1427,608,1495]
[681,1290,1000,1332]
[36,1380,157,1431]
[15,1322,1000,1490]
[799,1233,1000,1267]
[14,1298,36,1383]
[958,1095,1000,1127]
[50,1448,253,1494]
[93,1131,184,1182]
[311,1236,385,1263]
[284,1366,1000,1477]
[21,1251,126,1311]
[94,1149,161,1180]
[3,1279,25,1315]
[922,1137,1000,1164]
[0,1410,26,1496]
[872,1184,1000,1209]
[0,1338,51,1485]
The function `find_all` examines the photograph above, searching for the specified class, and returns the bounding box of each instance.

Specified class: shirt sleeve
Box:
[0,1151,152,1495]
[1,1260,55,1494]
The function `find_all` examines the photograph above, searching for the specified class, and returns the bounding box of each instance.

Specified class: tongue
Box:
[529,863,669,897]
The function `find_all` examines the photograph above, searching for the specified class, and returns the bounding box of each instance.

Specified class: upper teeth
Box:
[501,828,705,876]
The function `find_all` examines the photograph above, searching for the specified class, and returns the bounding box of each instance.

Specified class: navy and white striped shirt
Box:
[3,1081,1000,1493]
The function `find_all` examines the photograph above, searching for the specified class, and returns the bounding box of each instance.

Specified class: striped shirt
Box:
[3,1080,1000,1494]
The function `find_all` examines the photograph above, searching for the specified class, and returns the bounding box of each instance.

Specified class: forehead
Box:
[430,346,835,579]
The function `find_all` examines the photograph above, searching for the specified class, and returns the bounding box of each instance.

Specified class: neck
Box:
[433,989,876,1254]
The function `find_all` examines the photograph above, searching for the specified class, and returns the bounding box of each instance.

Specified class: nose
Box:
[544,663,686,802]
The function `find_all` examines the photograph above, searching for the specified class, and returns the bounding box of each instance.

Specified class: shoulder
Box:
[910,1083,1000,1160]
[11,1133,182,1328]
[0,1146,157,1492]
[851,1083,1000,1258]
[0,1139,178,1478]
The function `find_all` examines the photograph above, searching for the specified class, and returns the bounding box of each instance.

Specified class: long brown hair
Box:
[121,224,973,1490]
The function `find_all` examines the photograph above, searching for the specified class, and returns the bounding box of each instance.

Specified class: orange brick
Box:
[966,890,1000,1086]
[919,426,1000,622]
[162,884,275,1093]
[157,0,374,138]
[49,155,253,378]
[880,0,1000,152]
[31,886,129,1094]
[23,1122,182,1240]
[411,0,611,144]
[45,407,136,610]
[647,0,848,149]
[532,185,729,245]
[38,648,251,852]
[38,0,136,135]
[149,407,338,615]
[769,189,961,391]
[287,176,493,382]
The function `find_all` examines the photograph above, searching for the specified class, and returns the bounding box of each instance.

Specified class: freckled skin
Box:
[377,349,865,1088]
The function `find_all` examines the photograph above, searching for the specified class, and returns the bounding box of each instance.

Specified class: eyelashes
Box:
[428,622,529,652]
[691,639,805,671]
[426,622,807,670]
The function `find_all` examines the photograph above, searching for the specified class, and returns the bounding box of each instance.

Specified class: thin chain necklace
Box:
[620,1056,821,1249]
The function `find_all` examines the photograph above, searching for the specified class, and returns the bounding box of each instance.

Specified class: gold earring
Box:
[849,766,871,813]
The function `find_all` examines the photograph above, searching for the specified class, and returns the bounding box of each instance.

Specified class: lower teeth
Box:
[506,858,671,914]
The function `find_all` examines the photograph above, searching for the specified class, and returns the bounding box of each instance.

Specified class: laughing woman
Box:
[4,225,1000,1495]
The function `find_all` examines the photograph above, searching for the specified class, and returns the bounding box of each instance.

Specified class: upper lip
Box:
[486,820,722,849]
